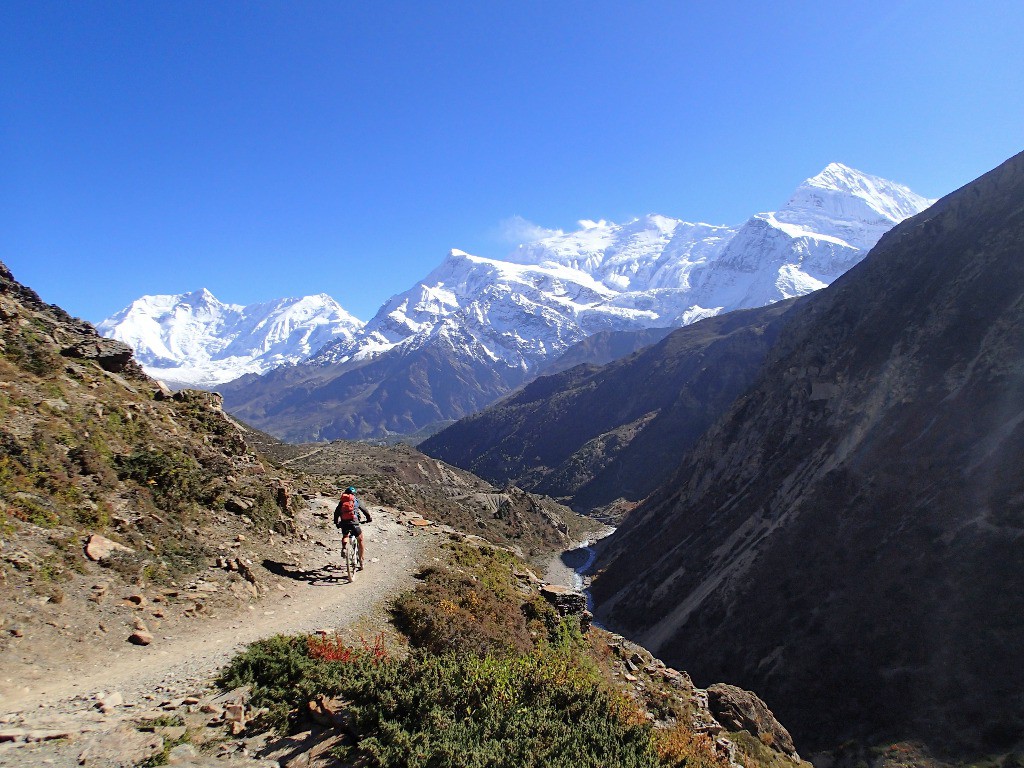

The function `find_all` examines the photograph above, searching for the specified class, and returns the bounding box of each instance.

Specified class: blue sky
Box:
[2,1,1022,323]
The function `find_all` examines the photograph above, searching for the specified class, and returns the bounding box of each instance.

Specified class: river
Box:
[544,526,616,611]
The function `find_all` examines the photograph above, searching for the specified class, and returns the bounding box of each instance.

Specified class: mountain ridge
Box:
[588,149,1024,753]
[420,299,800,514]
[97,288,363,388]
[106,163,933,441]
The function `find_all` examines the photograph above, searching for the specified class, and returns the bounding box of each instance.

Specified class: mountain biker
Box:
[334,486,366,569]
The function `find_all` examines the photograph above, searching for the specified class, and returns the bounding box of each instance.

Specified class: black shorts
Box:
[339,520,362,538]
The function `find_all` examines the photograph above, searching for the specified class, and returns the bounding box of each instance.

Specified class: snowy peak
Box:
[98,289,363,388]
[310,162,933,384]
[778,163,936,250]
[802,162,931,219]
[507,215,733,294]
[107,162,936,438]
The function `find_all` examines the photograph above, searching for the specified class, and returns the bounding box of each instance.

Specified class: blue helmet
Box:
[346,486,356,494]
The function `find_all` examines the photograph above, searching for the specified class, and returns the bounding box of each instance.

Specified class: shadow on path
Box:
[262,558,350,586]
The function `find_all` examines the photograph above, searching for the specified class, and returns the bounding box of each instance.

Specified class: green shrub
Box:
[392,541,560,657]
[347,651,657,768]
[220,634,657,768]
[116,449,205,511]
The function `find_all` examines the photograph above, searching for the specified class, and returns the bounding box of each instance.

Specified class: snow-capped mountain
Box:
[97,289,363,388]
[311,163,933,372]
[219,163,934,442]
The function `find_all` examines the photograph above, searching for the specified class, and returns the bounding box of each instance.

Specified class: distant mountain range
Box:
[97,290,362,389]
[100,163,933,441]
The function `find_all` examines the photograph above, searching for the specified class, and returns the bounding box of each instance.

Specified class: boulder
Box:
[85,534,134,562]
[706,683,799,759]
[61,337,139,375]
[225,495,254,514]
[539,584,587,616]
[129,629,154,646]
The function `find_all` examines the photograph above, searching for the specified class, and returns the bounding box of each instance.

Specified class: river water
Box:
[544,527,616,611]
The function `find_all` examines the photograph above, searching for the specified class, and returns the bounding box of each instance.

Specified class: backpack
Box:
[337,493,357,522]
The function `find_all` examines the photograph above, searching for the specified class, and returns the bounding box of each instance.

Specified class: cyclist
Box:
[334,486,366,569]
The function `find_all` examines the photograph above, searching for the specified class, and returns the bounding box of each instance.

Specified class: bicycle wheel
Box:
[344,537,357,581]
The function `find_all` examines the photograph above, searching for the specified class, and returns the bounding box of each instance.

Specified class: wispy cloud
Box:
[498,215,564,245]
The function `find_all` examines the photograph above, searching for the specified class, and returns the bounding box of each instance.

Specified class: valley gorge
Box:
[6,150,1022,764]
[585,150,1024,753]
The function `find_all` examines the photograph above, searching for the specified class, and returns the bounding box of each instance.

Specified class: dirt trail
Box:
[1,497,437,725]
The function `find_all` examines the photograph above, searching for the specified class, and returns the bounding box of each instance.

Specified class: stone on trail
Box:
[129,629,154,645]
[84,533,134,562]
[77,725,163,766]
[95,690,124,711]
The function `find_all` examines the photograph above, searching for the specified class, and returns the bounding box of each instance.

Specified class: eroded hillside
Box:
[591,151,1024,755]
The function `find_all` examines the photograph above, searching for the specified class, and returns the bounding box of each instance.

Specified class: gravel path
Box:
[1,498,436,739]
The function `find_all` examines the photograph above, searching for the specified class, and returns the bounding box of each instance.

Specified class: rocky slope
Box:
[244,433,597,558]
[0,259,587,711]
[421,300,798,515]
[219,164,932,441]
[589,150,1024,754]
[97,288,363,389]
[0,261,805,768]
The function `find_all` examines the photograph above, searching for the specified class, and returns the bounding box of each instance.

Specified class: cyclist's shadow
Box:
[262,558,350,586]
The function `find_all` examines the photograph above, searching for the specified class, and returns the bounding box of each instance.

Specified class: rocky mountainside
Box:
[589,150,1024,754]
[0,259,587,709]
[97,288,363,389]
[0,259,304,695]
[421,300,798,515]
[0,259,805,768]
[241,432,597,558]
[535,325,676,377]
[220,164,932,441]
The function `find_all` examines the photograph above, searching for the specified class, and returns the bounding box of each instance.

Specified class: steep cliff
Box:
[590,150,1024,753]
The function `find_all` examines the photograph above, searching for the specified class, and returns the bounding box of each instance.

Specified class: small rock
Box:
[96,691,124,710]
[127,594,147,607]
[10,627,24,638]
[182,696,200,705]
[129,630,154,646]
[166,743,199,764]
[307,695,356,731]
[84,534,134,562]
